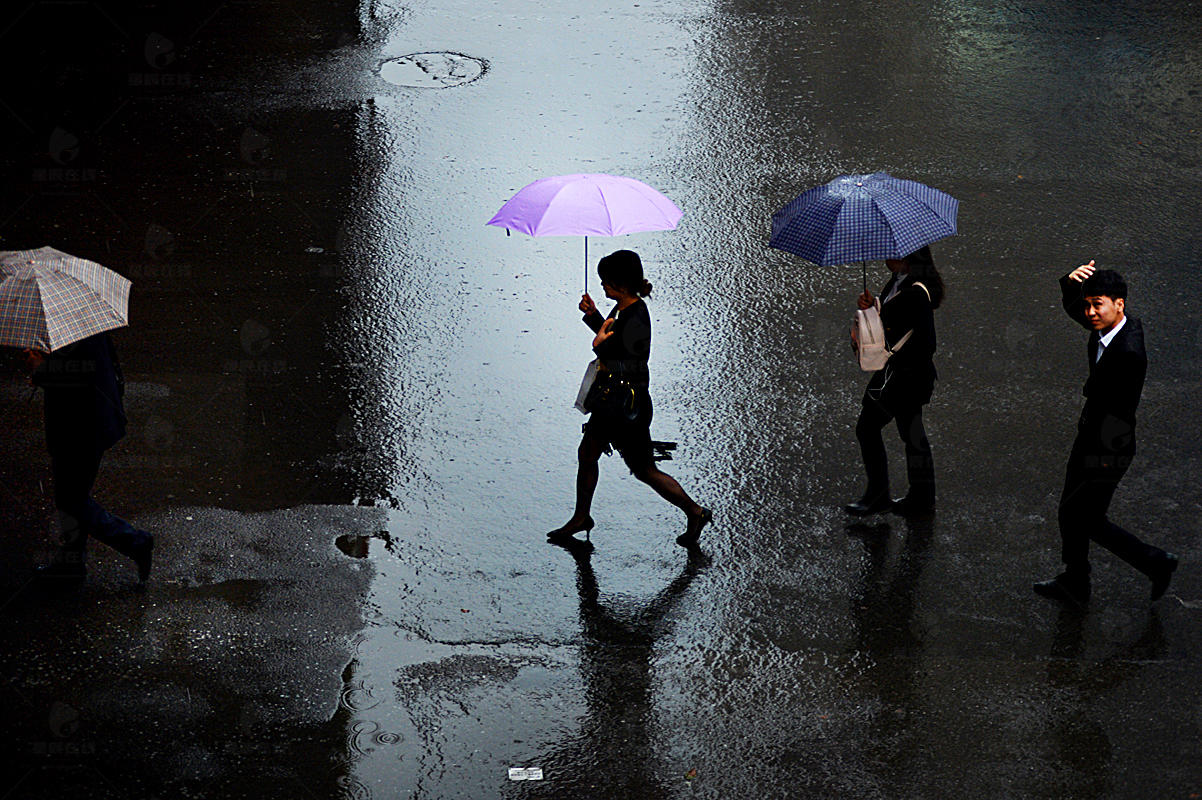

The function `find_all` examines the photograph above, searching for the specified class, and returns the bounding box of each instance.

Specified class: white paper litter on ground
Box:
[508,767,544,781]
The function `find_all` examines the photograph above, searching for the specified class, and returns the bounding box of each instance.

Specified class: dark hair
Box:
[598,250,652,297]
[903,245,945,309]
[1080,269,1127,301]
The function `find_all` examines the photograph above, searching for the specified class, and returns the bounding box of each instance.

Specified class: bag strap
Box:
[887,329,913,354]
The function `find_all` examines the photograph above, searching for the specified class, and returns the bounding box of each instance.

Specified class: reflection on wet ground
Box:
[1,0,1201,797]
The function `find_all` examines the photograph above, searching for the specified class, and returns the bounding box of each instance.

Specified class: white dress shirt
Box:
[1096,315,1127,363]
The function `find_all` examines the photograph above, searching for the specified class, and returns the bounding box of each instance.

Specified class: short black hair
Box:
[1081,269,1127,301]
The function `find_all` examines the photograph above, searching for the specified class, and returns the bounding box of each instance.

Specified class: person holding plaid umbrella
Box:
[847,246,946,516]
[768,174,957,517]
[2,247,153,583]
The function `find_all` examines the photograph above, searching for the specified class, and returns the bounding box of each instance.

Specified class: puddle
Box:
[336,530,395,558]
[378,52,486,88]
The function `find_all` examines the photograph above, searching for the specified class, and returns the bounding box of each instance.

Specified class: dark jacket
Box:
[865,273,937,408]
[880,273,937,369]
[584,299,651,388]
[31,331,127,454]
[1059,274,1146,453]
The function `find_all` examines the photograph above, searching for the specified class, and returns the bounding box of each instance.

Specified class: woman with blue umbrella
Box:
[769,173,957,516]
[847,246,945,516]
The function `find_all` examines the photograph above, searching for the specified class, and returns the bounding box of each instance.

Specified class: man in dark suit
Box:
[27,331,153,583]
[1034,262,1177,606]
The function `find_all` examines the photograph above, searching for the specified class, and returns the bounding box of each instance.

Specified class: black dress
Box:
[582,299,654,469]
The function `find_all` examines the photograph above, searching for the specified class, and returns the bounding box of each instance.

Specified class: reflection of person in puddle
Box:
[1042,605,1165,797]
[528,541,708,797]
[547,250,711,548]
[25,332,153,583]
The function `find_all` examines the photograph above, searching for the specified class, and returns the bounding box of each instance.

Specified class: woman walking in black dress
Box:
[845,245,945,517]
[547,250,712,547]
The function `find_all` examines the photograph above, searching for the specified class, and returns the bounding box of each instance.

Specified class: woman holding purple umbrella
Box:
[845,245,946,517]
[547,250,712,548]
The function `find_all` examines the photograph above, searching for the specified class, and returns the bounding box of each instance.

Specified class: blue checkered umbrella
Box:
[769,173,958,272]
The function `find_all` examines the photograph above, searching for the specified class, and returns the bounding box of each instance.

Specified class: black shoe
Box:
[891,495,936,517]
[676,508,712,547]
[1149,553,1179,602]
[131,536,154,583]
[844,496,893,516]
[1033,574,1090,608]
[547,516,594,543]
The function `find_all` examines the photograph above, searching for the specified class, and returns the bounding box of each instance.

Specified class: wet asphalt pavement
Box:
[2,0,1202,797]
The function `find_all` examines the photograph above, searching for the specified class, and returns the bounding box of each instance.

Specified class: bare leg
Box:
[633,463,712,546]
[573,433,604,520]
[632,463,703,517]
[549,433,604,537]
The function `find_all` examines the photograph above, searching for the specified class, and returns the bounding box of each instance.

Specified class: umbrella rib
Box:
[599,178,616,237]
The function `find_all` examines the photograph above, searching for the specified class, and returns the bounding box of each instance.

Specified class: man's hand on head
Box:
[1069,260,1096,283]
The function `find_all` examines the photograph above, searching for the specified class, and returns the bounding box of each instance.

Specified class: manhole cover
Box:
[379,52,486,88]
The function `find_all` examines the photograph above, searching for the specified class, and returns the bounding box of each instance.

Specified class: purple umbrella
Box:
[486,173,683,291]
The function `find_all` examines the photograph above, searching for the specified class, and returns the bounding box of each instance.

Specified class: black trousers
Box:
[51,444,150,560]
[855,400,935,504]
[1057,436,1162,577]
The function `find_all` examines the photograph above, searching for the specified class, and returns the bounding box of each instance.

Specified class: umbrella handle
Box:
[584,236,588,294]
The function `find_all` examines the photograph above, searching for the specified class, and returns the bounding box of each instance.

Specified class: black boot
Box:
[844,487,893,516]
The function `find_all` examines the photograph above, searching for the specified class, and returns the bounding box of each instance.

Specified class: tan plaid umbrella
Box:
[0,246,131,352]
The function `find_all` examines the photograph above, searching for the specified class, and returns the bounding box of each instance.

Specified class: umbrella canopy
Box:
[486,173,683,290]
[0,246,131,351]
[487,173,683,237]
[769,172,958,267]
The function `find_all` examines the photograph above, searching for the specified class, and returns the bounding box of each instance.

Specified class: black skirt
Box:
[583,377,654,469]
